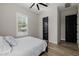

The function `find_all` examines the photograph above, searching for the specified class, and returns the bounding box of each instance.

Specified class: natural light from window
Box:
[16,13,28,36]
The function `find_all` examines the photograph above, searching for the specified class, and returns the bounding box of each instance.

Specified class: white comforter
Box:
[4,36,47,56]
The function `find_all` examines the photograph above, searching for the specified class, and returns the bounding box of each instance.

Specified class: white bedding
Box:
[3,36,47,56]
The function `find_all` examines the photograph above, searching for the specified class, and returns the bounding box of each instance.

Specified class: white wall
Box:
[15,5,38,37]
[38,5,59,44]
[61,6,78,40]
[0,4,38,37]
[0,4,16,36]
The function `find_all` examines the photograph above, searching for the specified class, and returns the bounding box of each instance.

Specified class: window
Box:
[16,13,28,36]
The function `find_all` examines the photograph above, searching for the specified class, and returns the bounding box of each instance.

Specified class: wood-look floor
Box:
[42,41,79,56]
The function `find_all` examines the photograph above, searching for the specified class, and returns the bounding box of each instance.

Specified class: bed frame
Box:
[39,43,48,56]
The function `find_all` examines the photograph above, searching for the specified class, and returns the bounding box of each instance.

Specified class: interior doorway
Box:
[60,14,78,50]
[43,17,48,52]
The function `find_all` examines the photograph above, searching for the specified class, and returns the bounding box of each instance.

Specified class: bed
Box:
[2,36,47,56]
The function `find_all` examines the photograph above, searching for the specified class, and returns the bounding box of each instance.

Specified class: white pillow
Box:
[0,36,11,55]
[4,36,17,47]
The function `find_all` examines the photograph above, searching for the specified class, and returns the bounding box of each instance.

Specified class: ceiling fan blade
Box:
[39,3,48,7]
[30,3,35,8]
[37,4,40,10]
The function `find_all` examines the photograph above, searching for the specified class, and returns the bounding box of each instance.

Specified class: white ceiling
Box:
[17,3,49,13]
[16,3,78,14]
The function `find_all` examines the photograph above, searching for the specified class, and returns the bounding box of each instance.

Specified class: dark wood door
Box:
[43,17,48,41]
[43,17,48,52]
[65,14,77,43]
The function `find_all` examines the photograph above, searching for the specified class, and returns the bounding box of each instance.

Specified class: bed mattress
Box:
[5,36,47,56]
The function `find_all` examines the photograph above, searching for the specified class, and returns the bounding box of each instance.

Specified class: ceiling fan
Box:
[30,3,48,10]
